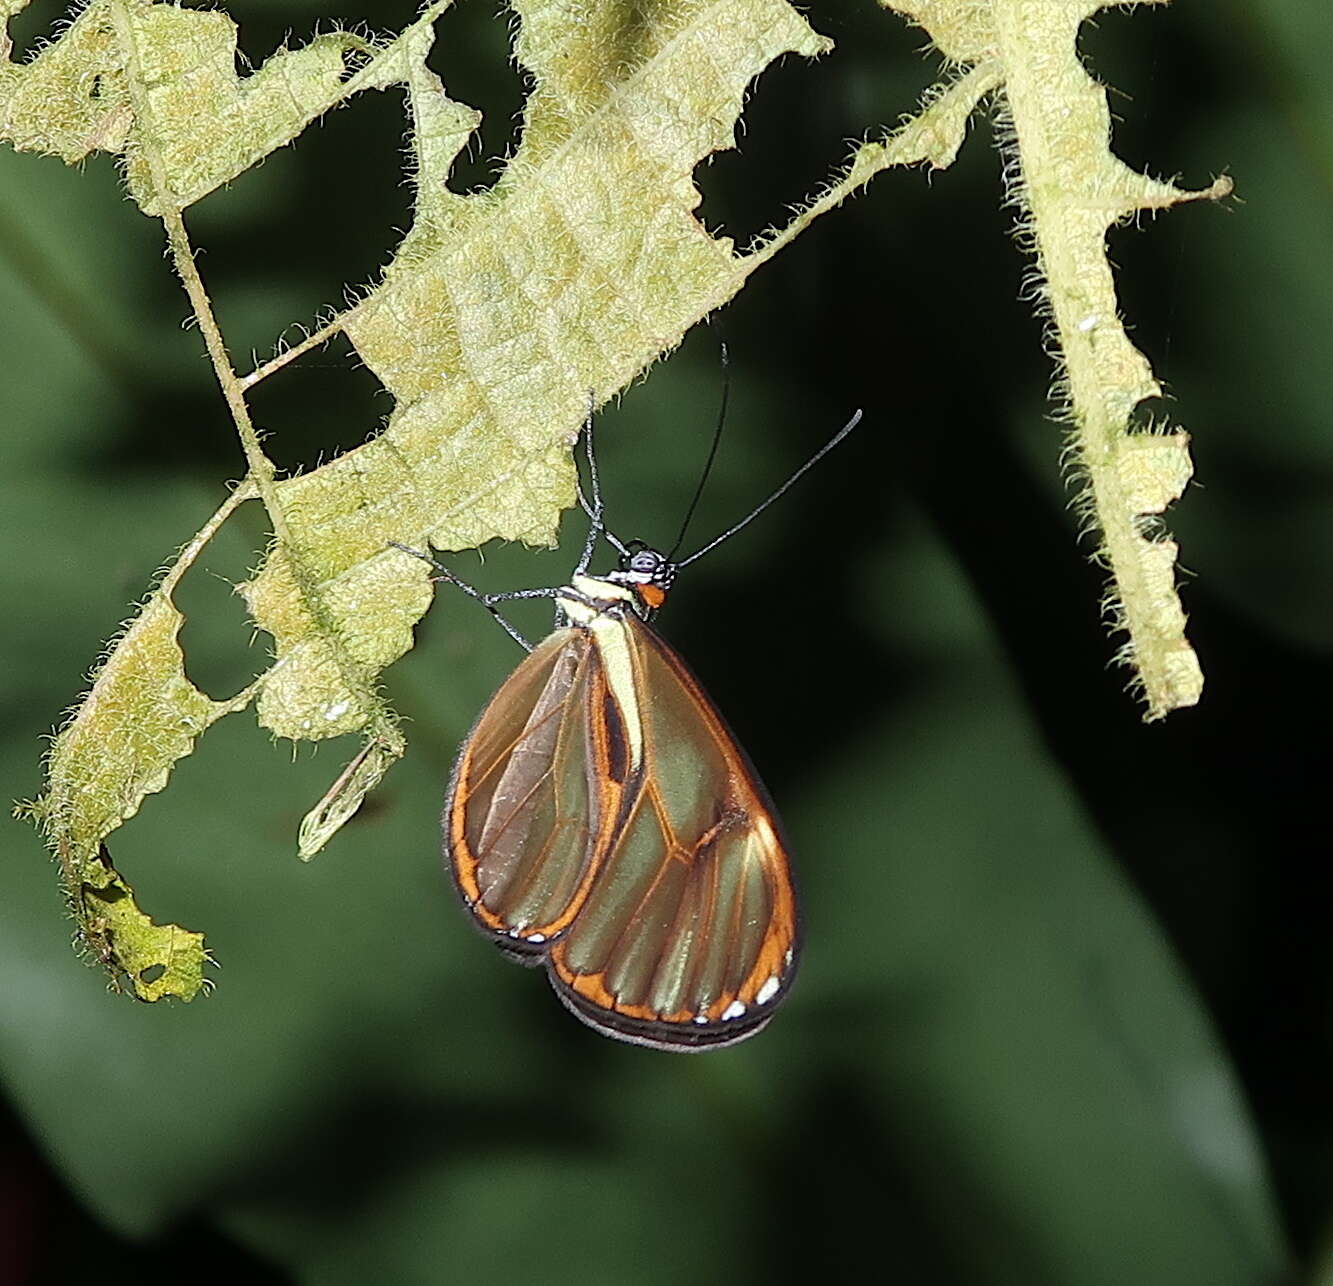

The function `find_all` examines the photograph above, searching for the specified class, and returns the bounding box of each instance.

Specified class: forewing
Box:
[547,617,799,1050]
[446,629,620,949]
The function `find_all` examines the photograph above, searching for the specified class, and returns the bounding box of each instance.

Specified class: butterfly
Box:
[398,397,860,1051]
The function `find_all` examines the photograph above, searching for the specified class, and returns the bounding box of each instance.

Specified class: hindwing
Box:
[445,611,799,1050]
[447,629,624,948]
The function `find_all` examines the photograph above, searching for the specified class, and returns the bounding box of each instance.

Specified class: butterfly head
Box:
[607,540,676,614]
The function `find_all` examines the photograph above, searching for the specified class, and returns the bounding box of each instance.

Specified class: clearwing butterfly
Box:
[402,398,861,1052]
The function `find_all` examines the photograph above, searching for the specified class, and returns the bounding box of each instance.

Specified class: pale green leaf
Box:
[883,0,1231,718]
[21,493,254,998]
[0,2,127,161]
[14,0,1216,1001]
[9,0,981,996]
[114,7,368,216]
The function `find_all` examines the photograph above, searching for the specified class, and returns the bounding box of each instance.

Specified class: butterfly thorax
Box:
[561,542,676,623]
[555,575,646,774]
[558,575,637,626]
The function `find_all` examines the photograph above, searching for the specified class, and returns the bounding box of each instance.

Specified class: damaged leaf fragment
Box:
[884,0,1232,718]
[79,844,208,1002]
[28,542,252,1001]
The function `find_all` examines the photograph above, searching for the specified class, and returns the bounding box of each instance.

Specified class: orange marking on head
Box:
[635,583,667,611]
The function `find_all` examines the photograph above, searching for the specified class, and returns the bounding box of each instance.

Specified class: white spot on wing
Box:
[756,975,780,1005]
[693,1014,709,1025]
[527,933,546,944]
[721,1000,746,1021]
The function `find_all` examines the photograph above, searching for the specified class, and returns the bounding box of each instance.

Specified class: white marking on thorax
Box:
[558,575,645,772]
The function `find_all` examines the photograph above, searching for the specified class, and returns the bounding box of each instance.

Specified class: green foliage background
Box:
[0,1,1327,1283]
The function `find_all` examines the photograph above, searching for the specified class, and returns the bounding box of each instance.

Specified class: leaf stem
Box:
[106,0,402,775]
[161,212,292,538]
[747,62,1001,270]
[240,313,353,390]
[107,0,290,542]
[160,478,259,596]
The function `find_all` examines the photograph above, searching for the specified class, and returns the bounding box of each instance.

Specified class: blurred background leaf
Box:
[1,1,1325,1283]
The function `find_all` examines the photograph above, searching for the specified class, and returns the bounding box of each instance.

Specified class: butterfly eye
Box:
[618,541,660,575]
[619,545,672,588]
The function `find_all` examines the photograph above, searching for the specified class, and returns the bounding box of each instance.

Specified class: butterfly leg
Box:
[388,542,536,652]
[485,585,610,637]
[482,585,619,642]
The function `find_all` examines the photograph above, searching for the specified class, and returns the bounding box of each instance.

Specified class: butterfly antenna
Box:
[676,408,863,569]
[667,340,730,560]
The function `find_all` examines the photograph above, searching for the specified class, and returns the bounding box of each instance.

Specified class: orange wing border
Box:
[545,615,800,1051]
[443,610,800,1051]
[443,629,639,956]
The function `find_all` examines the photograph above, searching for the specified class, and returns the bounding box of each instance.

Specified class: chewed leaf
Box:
[0,2,127,161]
[79,845,208,1002]
[885,0,1231,718]
[238,0,844,751]
[235,0,1008,764]
[47,593,230,831]
[298,735,401,861]
[116,8,368,216]
[12,0,993,997]
[240,544,432,742]
[28,572,252,1000]
[0,1,365,188]
[324,0,835,554]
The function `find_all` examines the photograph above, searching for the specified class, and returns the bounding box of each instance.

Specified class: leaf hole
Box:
[184,74,412,458]
[1133,513,1171,544]
[245,332,392,476]
[694,10,923,251]
[2,3,62,63]
[1125,397,1171,435]
[138,963,166,985]
[174,499,271,702]
[427,2,531,195]
[338,46,371,85]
